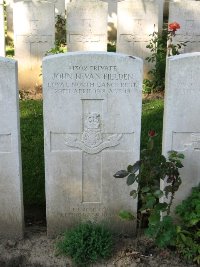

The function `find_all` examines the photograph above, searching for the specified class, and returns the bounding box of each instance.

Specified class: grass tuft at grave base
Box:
[20,98,164,209]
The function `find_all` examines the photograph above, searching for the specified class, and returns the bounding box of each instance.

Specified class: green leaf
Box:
[146,196,156,208]
[141,186,150,193]
[131,160,141,173]
[153,190,164,198]
[130,190,138,199]
[180,233,187,243]
[177,153,184,159]
[126,173,136,186]
[127,165,133,172]
[113,170,129,178]
[164,185,173,197]
[176,160,184,168]
[149,212,160,225]
[119,210,135,221]
[155,202,168,211]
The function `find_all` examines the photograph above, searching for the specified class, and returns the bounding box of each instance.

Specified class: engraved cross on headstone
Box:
[65,98,122,203]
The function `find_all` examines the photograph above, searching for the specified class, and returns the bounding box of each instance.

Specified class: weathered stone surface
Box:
[0,57,24,239]
[66,0,108,52]
[55,0,65,16]
[169,1,200,53]
[0,0,5,56]
[13,0,55,92]
[162,53,200,212]
[5,0,14,41]
[43,52,143,237]
[117,0,163,77]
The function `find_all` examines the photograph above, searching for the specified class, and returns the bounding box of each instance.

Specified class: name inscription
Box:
[47,65,137,95]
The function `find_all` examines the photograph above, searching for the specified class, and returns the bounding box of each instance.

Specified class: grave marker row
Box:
[12,0,165,91]
[3,0,200,93]
[0,51,200,239]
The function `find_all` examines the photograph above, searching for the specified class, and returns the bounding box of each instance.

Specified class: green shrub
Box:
[56,222,113,266]
[145,22,187,93]
[175,185,200,264]
[55,14,66,46]
[114,131,184,229]
[45,15,67,56]
[145,215,177,248]
[176,184,200,227]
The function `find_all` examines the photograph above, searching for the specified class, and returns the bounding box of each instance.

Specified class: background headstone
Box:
[117,0,164,77]
[55,0,65,16]
[13,0,55,92]
[5,0,14,42]
[169,1,200,53]
[0,0,5,57]
[66,0,108,52]
[43,52,143,237]
[0,57,24,239]
[162,52,200,213]
[102,0,123,44]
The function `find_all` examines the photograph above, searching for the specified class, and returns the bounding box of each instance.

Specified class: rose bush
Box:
[144,21,187,92]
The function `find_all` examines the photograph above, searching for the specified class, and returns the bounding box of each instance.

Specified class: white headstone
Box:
[43,52,143,237]
[13,0,55,92]
[55,0,65,16]
[0,57,24,239]
[169,1,200,53]
[162,53,200,212]
[117,0,164,76]
[102,0,122,43]
[66,0,108,52]
[0,0,5,57]
[5,0,14,41]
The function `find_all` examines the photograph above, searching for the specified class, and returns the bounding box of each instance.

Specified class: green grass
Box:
[141,99,164,153]
[5,45,14,58]
[20,98,164,207]
[20,100,44,207]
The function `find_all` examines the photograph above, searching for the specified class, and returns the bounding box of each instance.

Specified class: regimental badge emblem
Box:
[65,113,123,154]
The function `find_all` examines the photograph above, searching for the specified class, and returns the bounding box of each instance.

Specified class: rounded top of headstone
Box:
[0,57,17,65]
[14,0,56,3]
[43,52,143,64]
[167,52,200,62]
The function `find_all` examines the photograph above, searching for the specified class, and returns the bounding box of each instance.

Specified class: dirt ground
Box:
[0,224,197,267]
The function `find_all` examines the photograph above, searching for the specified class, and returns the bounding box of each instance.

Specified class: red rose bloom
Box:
[148,130,156,138]
[168,22,180,32]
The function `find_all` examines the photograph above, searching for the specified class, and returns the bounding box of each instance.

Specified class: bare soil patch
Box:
[0,225,196,267]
